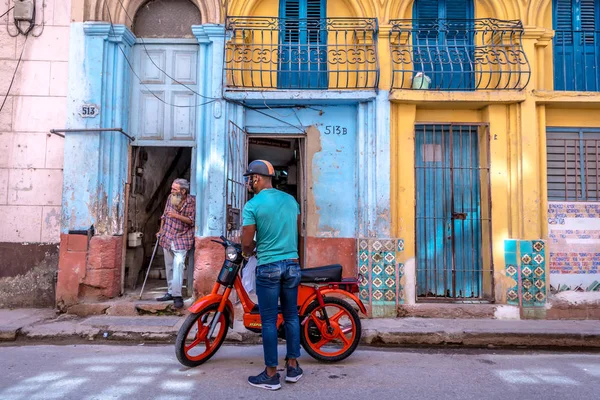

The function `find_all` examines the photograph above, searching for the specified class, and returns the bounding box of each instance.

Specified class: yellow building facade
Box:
[64,0,599,317]
[224,0,600,317]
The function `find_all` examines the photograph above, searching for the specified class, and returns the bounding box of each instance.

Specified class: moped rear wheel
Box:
[175,304,229,367]
[300,297,361,362]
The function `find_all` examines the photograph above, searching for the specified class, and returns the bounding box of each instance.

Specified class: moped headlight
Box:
[225,246,238,261]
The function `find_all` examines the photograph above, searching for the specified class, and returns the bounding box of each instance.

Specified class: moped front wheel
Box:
[300,297,361,363]
[175,304,229,367]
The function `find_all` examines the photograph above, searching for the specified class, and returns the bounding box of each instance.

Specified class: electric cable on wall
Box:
[108,0,305,132]
[104,1,216,109]
[0,34,28,114]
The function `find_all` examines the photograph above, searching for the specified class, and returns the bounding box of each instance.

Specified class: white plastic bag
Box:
[242,256,258,294]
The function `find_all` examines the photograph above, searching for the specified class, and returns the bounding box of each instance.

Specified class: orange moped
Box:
[175,236,367,367]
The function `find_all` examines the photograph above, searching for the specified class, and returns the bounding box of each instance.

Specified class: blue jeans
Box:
[255,260,301,367]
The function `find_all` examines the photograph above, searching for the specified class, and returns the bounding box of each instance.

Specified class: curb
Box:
[8,326,600,349]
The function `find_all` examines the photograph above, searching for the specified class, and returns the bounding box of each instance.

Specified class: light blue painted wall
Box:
[246,105,358,238]
[61,22,134,235]
[62,21,390,243]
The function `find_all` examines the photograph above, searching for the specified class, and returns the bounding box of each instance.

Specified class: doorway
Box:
[414,124,493,301]
[244,135,307,264]
[123,146,195,301]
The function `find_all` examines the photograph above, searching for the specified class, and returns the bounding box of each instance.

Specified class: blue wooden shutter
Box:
[282,0,300,42]
[555,0,573,43]
[579,0,597,43]
[445,0,470,19]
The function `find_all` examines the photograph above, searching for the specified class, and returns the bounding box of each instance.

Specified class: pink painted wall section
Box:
[548,202,600,290]
[0,0,70,244]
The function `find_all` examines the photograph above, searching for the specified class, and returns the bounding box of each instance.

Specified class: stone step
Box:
[66,300,190,318]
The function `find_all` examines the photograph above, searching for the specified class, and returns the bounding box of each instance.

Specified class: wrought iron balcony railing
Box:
[224,17,379,90]
[390,19,531,91]
[554,30,600,92]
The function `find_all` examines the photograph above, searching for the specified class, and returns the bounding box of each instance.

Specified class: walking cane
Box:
[139,235,160,299]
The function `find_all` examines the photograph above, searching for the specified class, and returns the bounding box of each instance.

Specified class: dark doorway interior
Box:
[246,136,306,264]
[124,146,194,300]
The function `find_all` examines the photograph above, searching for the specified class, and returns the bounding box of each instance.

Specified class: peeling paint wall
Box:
[245,105,358,239]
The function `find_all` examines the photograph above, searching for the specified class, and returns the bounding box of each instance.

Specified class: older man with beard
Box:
[155,178,196,309]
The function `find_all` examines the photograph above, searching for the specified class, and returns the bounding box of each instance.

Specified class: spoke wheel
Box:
[175,304,229,367]
[300,297,361,362]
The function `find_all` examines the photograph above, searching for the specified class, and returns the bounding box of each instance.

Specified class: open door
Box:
[226,121,247,241]
[297,138,307,267]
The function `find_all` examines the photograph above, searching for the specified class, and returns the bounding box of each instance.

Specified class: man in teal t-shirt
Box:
[241,160,303,391]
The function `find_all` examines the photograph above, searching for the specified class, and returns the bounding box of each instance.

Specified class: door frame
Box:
[413,122,494,303]
[246,133,308,266]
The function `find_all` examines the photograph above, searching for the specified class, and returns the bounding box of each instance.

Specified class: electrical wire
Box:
[110,0,305,132]
[114,0,218,101]
[104,1,216,109]
[0,6,14,19]
[0,34,28,114]
[31,0,46,37]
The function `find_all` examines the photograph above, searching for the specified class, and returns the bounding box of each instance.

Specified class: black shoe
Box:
[285,359,303,383]
[156,293,173,302]
[248,369,281,390]
[173,296,184,309]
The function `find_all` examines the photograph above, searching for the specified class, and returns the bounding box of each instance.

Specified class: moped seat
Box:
[300,264,343,283]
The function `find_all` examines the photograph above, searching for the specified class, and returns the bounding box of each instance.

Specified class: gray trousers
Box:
[163,243,187,297]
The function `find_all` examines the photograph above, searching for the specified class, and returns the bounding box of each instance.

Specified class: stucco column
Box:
[357,91,391,238]
[192,24,228,296]
[57,23,135,307]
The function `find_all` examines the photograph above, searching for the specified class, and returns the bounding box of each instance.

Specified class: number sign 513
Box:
[324,125,347,135]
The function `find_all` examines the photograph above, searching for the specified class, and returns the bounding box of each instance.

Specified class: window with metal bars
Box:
[546,128,600,201]
[553,0,600,91]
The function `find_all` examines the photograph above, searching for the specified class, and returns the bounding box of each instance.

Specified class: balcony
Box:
[390,19,531,91]
[554,30,600,92]
[224,16,379,90]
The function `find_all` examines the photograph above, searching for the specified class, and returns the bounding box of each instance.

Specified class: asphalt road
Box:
[0,344,599,399]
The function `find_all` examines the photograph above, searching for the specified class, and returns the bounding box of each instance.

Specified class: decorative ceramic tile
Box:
[371,240,383,252]
[533,241,544,252]
[521,254,532,265]
[506,265,517,276]
[397,239,405,252]
[359,239,369,251]
[533,254,544,265]
[359,250,369,264]
[384,252,395,264]
[384,290,395,301]
[383,240,395,252]
[357,238,405,311]
[373,277,383,288]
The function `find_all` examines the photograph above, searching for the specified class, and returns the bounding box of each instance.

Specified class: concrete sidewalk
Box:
[2,308,600,348]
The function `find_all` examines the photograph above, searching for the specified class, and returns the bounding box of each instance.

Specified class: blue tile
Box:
[504,239,518,254]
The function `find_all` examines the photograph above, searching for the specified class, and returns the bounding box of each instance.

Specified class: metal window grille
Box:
[224,16,380,89]
[390,18,531,91]
[546,128,600,201]
[225,121,247,241]
[414,124,494,302]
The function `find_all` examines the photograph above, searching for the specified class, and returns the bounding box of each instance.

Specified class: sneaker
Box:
[156,293,173,302]
[173,296,184,309]
[248,369,281,390]
[285,359,303,383]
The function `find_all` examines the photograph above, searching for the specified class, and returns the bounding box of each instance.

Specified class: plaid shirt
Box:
[159,194,196,251]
